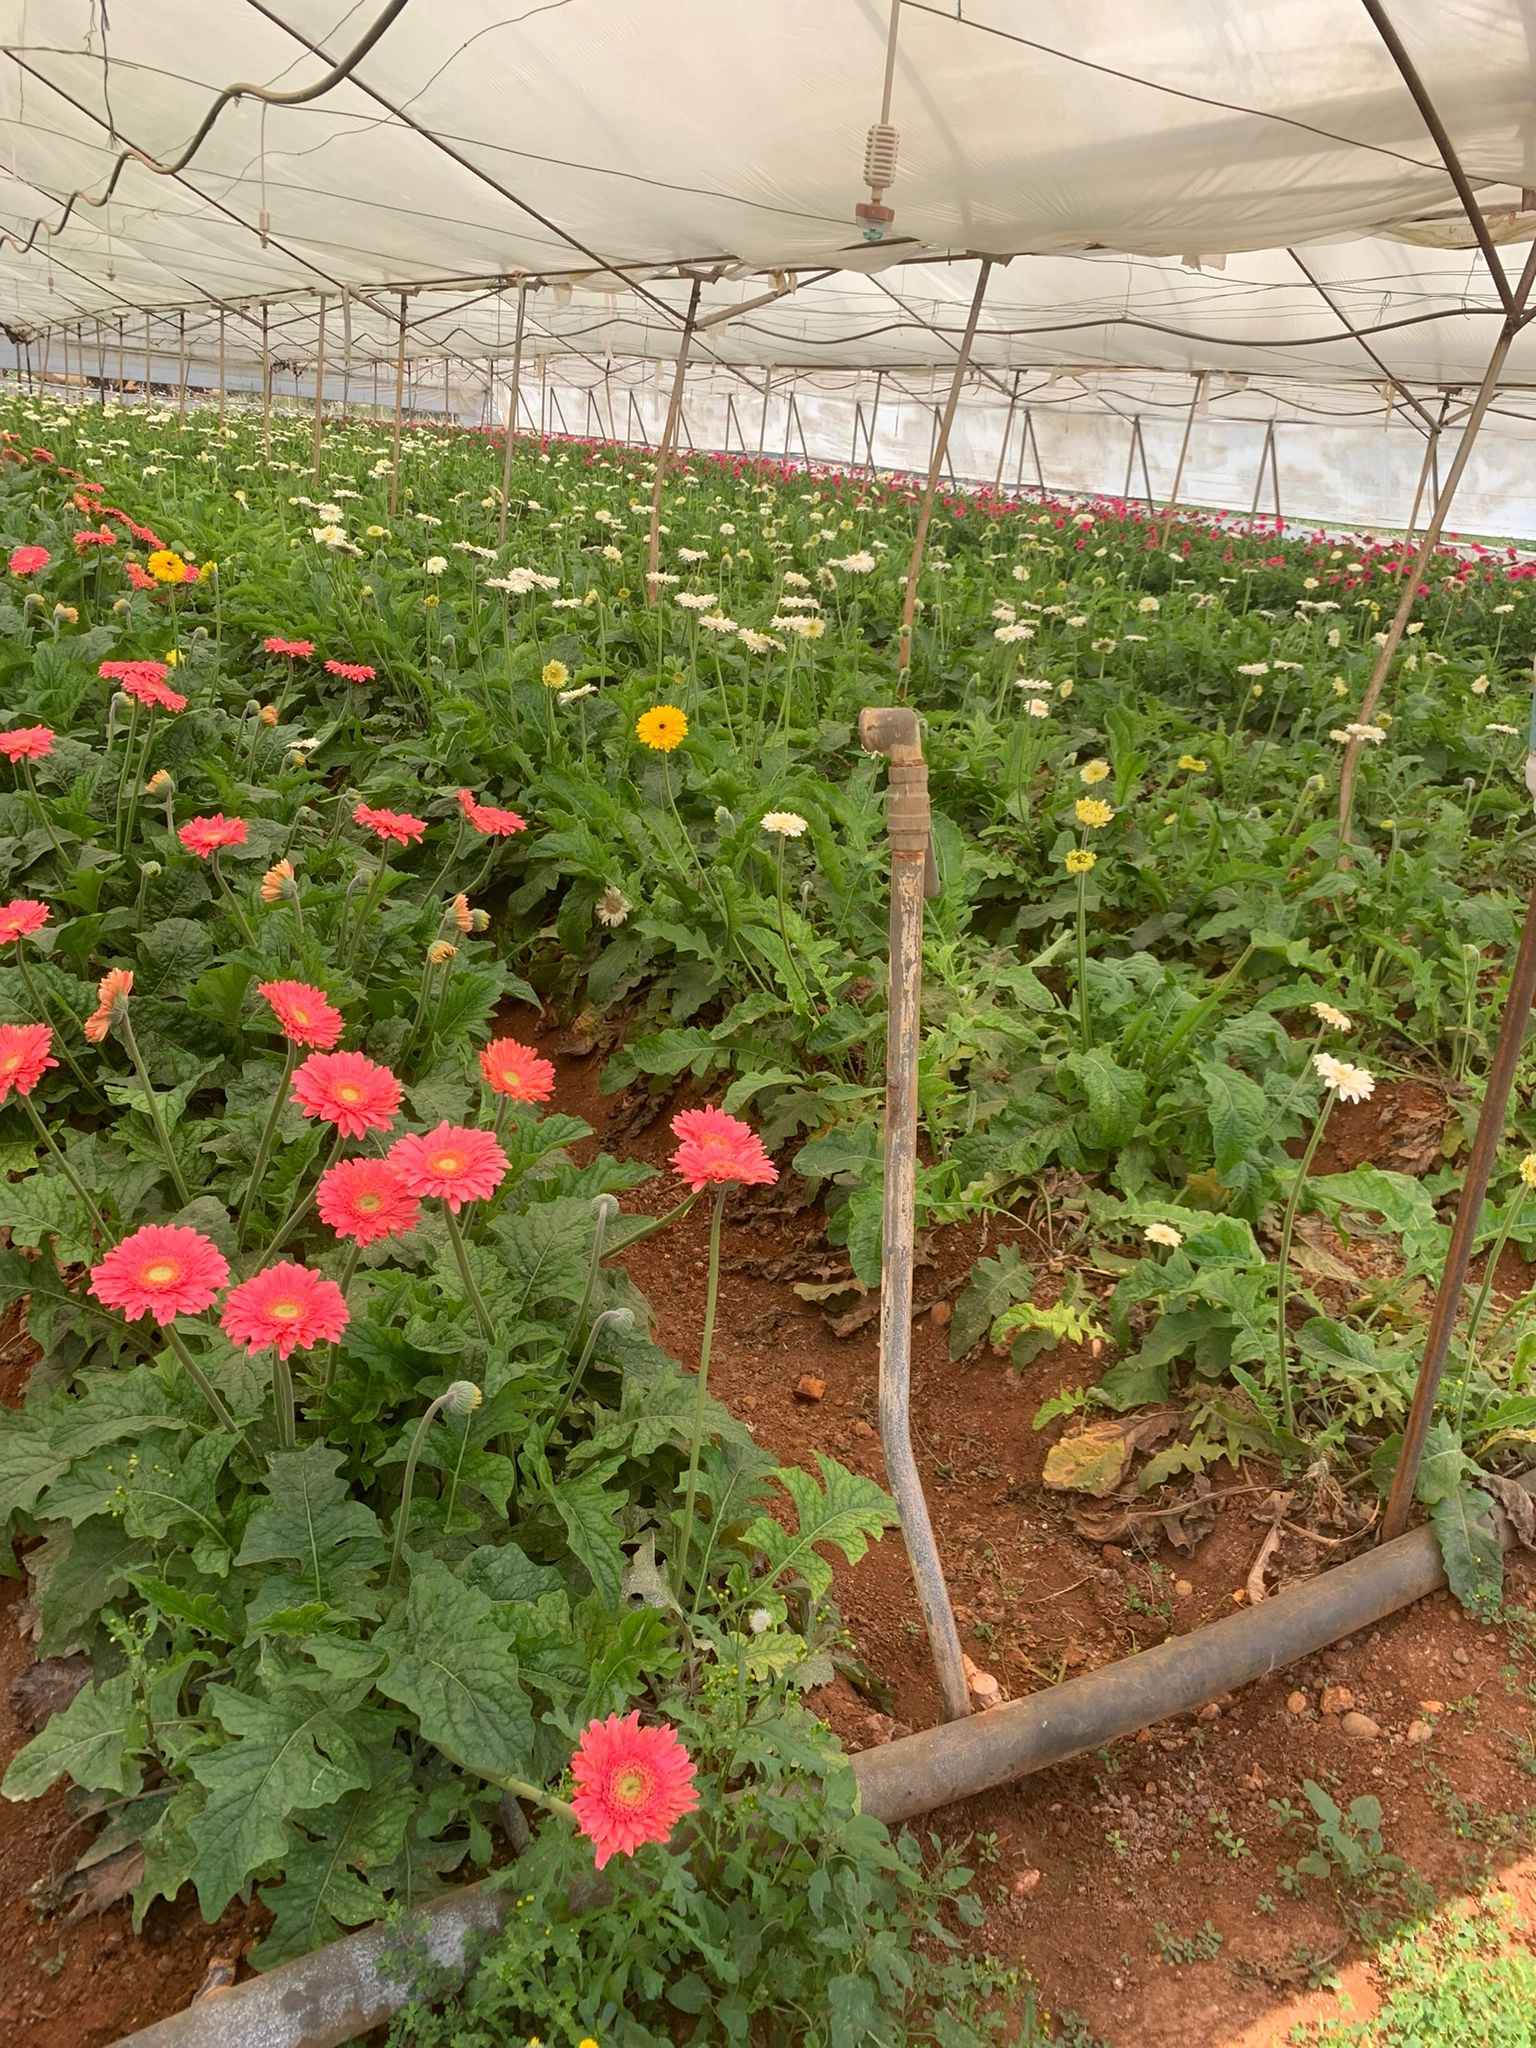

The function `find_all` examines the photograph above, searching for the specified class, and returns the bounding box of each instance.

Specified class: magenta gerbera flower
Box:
[669,1106,777,1192]
[316,1156,421,1246]
[0,898,49,944]
[0,725,54,762]
[256,979,344,1050]
[0,1022,57,1101]
[569,1712,700,1869]
[178,813,248,859]
[353,801,427,846]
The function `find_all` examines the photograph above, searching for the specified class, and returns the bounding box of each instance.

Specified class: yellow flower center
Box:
[431,1151,464,1175]
[268,1300,303,1321]
[0,1054,18,1074]
[612,1765,652,1809]
[355,1192,383,1214]
[336,1084,362,1104]
[145,1262,181,1286]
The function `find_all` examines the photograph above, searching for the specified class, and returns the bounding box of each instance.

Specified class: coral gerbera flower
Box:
[291,1050,403,1138]
[8,546,49,577]
[83,967,133,1043]
[0,1022,57,1100]
[315,1156,421,1246]
[389,1122,509,1212]
[256,979,344,1050]
[669,1105,777,1192]
[569,1712,699,1870]
[635,704,688,752]
[456,789,528,837]
[324,659,375,683]
[178,813,248,859]
[479,1037,556,1102]
[264,637,314,657]
[0,898,48,944]
[127,673,187,712]
[100,658,168,688]
[353,801,427,846]
[0,725,55,761]
[220,1261,349,1359]
[90,1224,230,1325]
[73,528,116,549]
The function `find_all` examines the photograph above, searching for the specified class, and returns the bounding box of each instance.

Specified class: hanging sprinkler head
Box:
[856,122,900,241]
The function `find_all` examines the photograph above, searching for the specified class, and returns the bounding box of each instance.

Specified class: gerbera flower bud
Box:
[443,1379,482,1416]
[451,892,472,933]
[259,704,278,726]
[427,940,458,965]
[470,908,490,933]
[145,769,174,796]
[260,858,295,905]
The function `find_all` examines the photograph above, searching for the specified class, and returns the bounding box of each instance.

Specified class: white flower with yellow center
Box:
[1311,1002,1352,1033]
[1144,1223,1183,1248]
[1313,1052,1375,1104]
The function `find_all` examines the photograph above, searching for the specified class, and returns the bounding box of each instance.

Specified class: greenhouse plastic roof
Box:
[0,0,1534,372]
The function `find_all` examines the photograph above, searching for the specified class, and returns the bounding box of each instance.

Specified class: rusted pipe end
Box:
[859,706,922,759]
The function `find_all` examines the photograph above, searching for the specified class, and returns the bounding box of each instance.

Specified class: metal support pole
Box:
[390,294,406,518]
[992,371,1021,493]
[176,310,187,422]
[756,366,774,458]
[96,320,106,406]
[1158,373,1205,547]
[896,259,992,691]
[497,283,527,548]
[217,308,226,428]
[261,305,271,459]
[858,706,970,1725]
[1248,421,1276,521]
[144,314,153,405]
[1382,875,1536,1539]
[341,290,352,417]
[312,293,327,482]
[646,276,703,606]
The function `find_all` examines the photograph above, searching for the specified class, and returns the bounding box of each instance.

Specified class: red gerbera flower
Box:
[353,801,427,846]
[456,788,527,837]
[315,1156,421,1246]
[73,528,117,549]
[291,1049,402,1138]
[256,979,344,1050]
[0,898,48,944]
[178,814,248,859]
[479,1037,555,1103]
[100,658,168,688]
[325,660,375,683]
[389,1122,509,1212]
[90,1224,230,1326]
[263,637,314,657]
[220,1261,349,1359]
[669,1105,777,1192]
[0,726,54,762]
[569,1712,699,1869]
[0,1022,57,1101]
[8,546,49,577]
[84,966,133,1043]
[125,562,156,591]
[136,676,187,713]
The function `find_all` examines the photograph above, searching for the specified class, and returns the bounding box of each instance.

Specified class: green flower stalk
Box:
[389,1378,482,1584]
[677,1184,729,1603]
[1064,843,1097,1050]
[1452,1153,1536,1431]
[547,1306,633,1442]
[235,1042,298,1244]
[110,995,192,1207]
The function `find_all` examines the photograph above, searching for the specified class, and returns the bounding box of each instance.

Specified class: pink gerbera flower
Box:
[316,1156,421,1246]
[0,726,54,762]
[0,1022,57,1101]
[125,562,156,592]
[353,801,427,846]
[178,814,248,859]
[291,1049,402,1138]
[256,979,344,1050]
[389,1122,509,1212]
[479,1037,556,1102]
[8,546,49,577]
[569,1712,700,1870]
[84,967,133,1043]
[90,1224,230,1326]
[0,898,48,944]
[74,528,117,549]
[264,637,314,657]
[456,788,527,837]
[220,1261,349,1359]
[669,1106,778,1192]
[325,660,375,683]
[100,658,168,688]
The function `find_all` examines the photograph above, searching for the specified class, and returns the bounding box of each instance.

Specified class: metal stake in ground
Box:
[1382,873,1536,1540]
[859,706,971,1723]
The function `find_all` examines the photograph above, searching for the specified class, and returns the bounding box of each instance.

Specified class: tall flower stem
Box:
[118,708,159,856]
[14,949,105,1107]
[343,851,391,973]
[19,1094,110,1244]
[1275,1097,1335,1437]
[235,1043,297,1243]
[424,818,467,901]
[389,1387,459,1584]
[323,1242,361,1389]
[116,1009,192,1205]
[676,1184,727,1602]
[162,1323,239,1433]
[1452,1184,1528,1432]
[272,1357,297,1450]
[112,699,141,850]
[262,1128,345,1262]
[442,1204,495,1340]
[546,1307,632,1442]
[1074,863,1092,1051]
[19,760,69,867]
[209,850,257,948]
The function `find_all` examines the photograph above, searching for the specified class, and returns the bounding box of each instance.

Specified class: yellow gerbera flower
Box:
[1177,754,1207,772]
[1079,759,1110,786]
[636,704,688,752]
[146,548,187,584]
[1064,848,1096,873]
[541,658,569,689]
[1075,796,1114,829]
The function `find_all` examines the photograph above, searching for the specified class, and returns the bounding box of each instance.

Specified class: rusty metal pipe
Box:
[860,707,969,1722]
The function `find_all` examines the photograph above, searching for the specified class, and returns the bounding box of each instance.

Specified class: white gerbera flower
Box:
[1144,1223,1183,1248]
[595,886,631,928]
[424,555,448,575]
[762,811,809,838]
[1311,1002,1353,1033]
[675,591,717,610]
[830,551,875,572]
[995,622,1035,644]
[1313,1052,1376,1104]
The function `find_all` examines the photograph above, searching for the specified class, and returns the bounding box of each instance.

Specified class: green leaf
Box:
[33,1516,147,1656]
[949,1245,1034,1359]
[1431,1482,1504,1610]
[135,916,215,996]
[254,1765,415,1968]
[0,1417,68,1522]
[1062,1048,1145,1151]
[0,1172,98,1262]
[2,1671,144,1800]
[740,1454,895,1602]
[1199,1061,1269,1179]
[374,1558,535,1781]
[188,1687,371,1919]
[547,1458,627,1607]
[235,1445,387,1613]
[1415,1418,1470,1507]
[488,1197,594,1316]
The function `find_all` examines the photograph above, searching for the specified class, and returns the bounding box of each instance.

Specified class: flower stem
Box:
[19,760,69,867]
[272,1356,297,1450]
[388,1388,454,1584]
[162,1322,240,1434]
[210,850,257,948]
[14,947,105,1107]
[677,1184,727,1604]
[235,1042,297,1244]
[1452,1185,1527,1432]
[1074,865,1091,1051]
[262,1129,343,1262]
[1275,1098,1334,1437]
[442,1203,495,1340]
[117,1010,192,1206]
[20,1094,110,1244]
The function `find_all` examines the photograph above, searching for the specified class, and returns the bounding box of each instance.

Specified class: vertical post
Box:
[992,371,1021,493]
[116,315,126,402]
[217,308,226,429]
[1158,372,1205,547]
[1248,421,1276,521]
[858,707,972,1724]
[261,305,271,459]
[756,366,774,458]
[867,367,885,467]
[390,294,406,518]
[96,320,106,406]
[497,282,527,549]
[896,259,992,692]
[312,294,328,482]
[645,276,703,606]
[144,314,153,405]
[176,310,187,422]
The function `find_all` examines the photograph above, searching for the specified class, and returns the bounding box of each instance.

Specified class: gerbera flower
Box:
[291,1050,402,1138]
[635,705,688,752]
[389,1122,509,1212]
[456,789,527,837]
[256,979,344,1050]
[0,726,54,761]
[263,637,314,657]
[145,549,187,584]
[541,659,569,689]
[125,562,157,592]
[325,660,375,683]
[178,814,248,859]
[1313,1052,1375,1104]
[1064,848,1096,874]
[220,1261,349,1359]
[0,898,48,943]
[315,1156,421,1246]
[90,1224,229,1326]
[0,1021,57,1100]
[8,546,49,577]
[569,1711,699,1870]
[1311,1002,1353,1034]
[73,528,116,549]
[761,812,808,839]
[130,674,186,712]
[669,1105,777,1191]
[353,801,427,846]
[83,967,133,1043]
[100,658,168,689]
[479,1037,556,1102]
[1074,797,1114,829]
[260,858,296,905]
